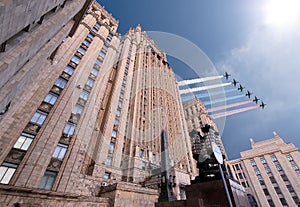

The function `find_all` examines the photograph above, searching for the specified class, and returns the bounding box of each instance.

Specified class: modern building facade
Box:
[227,132,300,207]
[0,1,195,205]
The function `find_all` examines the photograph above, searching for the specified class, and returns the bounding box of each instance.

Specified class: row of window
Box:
[105,39,128,167]
[0,32,96,186]
[38,33,97,189]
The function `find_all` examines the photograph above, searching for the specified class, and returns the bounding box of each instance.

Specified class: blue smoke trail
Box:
[181,88,237,102]
[203,94,245,106]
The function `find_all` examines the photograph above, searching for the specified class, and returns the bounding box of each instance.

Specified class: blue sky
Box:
[99,0,300,159]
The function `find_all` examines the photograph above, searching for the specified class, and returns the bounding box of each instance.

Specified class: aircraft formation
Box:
[224,72,266,109]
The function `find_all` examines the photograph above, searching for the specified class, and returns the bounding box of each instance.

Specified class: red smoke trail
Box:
[207,100,253,113]
[211,105,260,119]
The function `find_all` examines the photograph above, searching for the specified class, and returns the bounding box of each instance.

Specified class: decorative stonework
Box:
[23,123,40,135]
[39,102,52,113]
[47,158,62,171]
[5,148,26,164]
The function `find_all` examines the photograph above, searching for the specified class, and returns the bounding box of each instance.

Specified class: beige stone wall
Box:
[228,134,300,206]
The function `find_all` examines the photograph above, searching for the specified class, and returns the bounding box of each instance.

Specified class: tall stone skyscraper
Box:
[0,1,195,205]
[182,97,227,158]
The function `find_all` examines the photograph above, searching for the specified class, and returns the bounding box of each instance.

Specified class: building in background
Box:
[227,132,300,207]
[0,1,195,206]
[182,97,227,158]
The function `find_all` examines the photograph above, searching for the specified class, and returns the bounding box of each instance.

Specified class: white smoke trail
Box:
[179,82,231,95]
[178,75,223,86]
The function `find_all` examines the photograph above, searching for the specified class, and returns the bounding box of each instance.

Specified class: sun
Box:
[265,0,300,27]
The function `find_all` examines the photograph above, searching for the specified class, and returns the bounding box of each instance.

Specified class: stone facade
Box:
[182,97,227,158]
[227,132,300,206]
[0,1,195,206]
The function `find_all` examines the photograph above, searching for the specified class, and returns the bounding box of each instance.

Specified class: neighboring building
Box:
[182,97,227,158]
[0,1,195,205]
[227,132,300,207]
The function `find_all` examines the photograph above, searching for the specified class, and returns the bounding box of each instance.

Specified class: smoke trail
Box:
[207,100,253,113]
[211,105,260,119]
[203,94,245,106]
[179,82,231,95]
[181,88,237,99]
[178,75,223,86]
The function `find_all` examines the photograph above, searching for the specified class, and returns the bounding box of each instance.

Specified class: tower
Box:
[0,1,195,205]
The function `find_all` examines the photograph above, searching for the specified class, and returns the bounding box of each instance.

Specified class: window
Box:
[91,27,98,33]
[44,92,58,105]
[71,55,81,64]
[274,187,281,194]
[91,68,99,76]
[139,149,144,158]
[83,39,90,47]
[13,132,35,150]
[77,46,86,55]
[108,33,113,40]
[238,172,243,179]
[0,162,18,184]
[55,77,67,89]
[105,156,112,166]
[259,179,265,185]
[80,90,90,101]
[86,78,95,88]
[116,109,121,117]
[121,85,125,91]
[109,142,115,153]
[112,130,117,138]
[276,164,282,171]
[280,198,287,205]
[281,174,289,181]
[268,199,275,207]
[120,92,124,99]
[263,188,270,195]
[102,44,108,52]
[95,59,102,67]
[31,110,48,125]
[114,119,119,127]
[287,155,293,161]
[270,176,276,183]
[255,169,260,175]
[95,22,101,29]
[39,170,57,190]
[271,155,277,161]
[287,185,295,192]
[142,161,147,170]
[260,157,266,164]
[235,164,240,170]
[153,154,156,162]
[63,65,75,75]
[241,182,246,187]
[72,104,84,115]
[250,159,256,166]
[99,51,105,59]
[118,101,122,108]
[105,38,111,44]
[87,33,94,40]
[63,122,76,136]
[265,167,271,173]
[103,172,111,179]
[53,143,68,160]
[293,165,299,170]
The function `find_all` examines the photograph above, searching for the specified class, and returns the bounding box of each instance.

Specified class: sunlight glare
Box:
[265,0,300,27]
